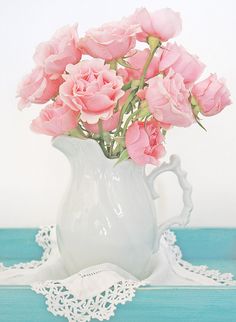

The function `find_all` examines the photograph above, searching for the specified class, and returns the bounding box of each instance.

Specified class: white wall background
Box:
[0,0,235,227]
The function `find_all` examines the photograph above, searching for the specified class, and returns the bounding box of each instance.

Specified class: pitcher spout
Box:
[52,135,108,163]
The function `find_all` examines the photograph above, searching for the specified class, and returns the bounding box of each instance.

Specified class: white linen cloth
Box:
[0,226,235,322]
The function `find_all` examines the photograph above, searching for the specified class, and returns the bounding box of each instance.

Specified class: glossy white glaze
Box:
[53,136,193,279]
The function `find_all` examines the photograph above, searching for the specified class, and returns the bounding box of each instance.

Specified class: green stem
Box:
[98,120,103,137]
[114,44,160,137]
[77,126,86,137]
[114,89,138,136]
[139,53,154,89]
[139,45,160,89]
[110,140,115,157]
[97,120,108,157]
[122,110,140,135]
[99,140,109,157]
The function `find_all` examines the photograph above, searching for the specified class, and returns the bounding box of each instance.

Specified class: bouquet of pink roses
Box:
[18,7,232,165]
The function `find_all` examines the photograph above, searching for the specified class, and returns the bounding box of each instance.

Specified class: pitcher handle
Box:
[145,155,193,252]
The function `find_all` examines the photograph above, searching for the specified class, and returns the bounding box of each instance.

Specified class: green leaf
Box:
[117,58,132,68]
[190,95,198,107]
[68,127,86,139]
[117,58,138,70]
[115,149,129,166]
[92,134,100,140]
[122,82,132,91]
[123,50,138,59]
[113,144,122,155]
[162,129,167,136]
[103,132,111,144]
[114,137,125,146]
[114,101,119,112]
[196,118,207,132]
[192,105,201,117]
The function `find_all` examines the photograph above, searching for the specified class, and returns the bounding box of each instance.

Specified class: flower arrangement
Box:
[18,7,232,165]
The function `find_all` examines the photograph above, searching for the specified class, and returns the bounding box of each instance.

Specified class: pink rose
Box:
[130,7,182,42]
[83,111,120,134]
[17,67,63,109]
[158,43,205,86]
[34,24,82,79]
[59,59,124,124]
[125,120,165,165]
[192,74,232,116]
[79,19,139,61]
[118,90,131,107]
[31,99,79,136]
[136,88,146,100]
[146,70,194,127]
[118,49,159,82]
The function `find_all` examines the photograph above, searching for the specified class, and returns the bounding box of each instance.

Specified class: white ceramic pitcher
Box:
[53,135,193,279]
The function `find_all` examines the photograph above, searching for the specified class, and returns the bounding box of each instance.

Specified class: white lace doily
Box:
[0,226,235,322]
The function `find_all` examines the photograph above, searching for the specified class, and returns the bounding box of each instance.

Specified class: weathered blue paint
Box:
[174,228,236,276]
[0,228,42,265]
[0,286,64,322]
[174,228,236,260]
[0,228,236,322]
[0,286,236,322]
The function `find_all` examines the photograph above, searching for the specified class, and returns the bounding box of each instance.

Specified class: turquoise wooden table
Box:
[0,228,236,322]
